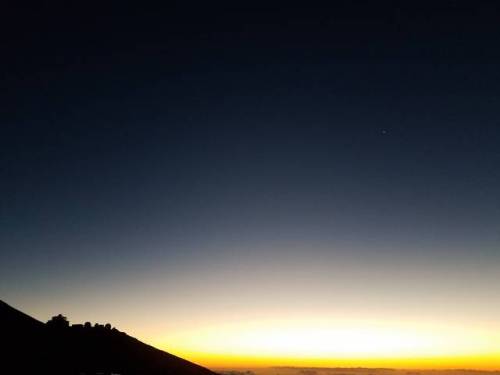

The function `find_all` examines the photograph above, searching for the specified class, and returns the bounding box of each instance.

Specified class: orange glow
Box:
[150,318,500,370]
[174,353,500,371]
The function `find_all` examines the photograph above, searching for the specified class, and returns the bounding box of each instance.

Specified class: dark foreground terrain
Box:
[215,368,500,375]
[1,300,216,375]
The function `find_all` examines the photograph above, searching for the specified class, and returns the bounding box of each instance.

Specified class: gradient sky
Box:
[1,2,500,369]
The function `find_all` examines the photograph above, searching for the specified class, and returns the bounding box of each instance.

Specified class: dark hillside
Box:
[1,300,217,375]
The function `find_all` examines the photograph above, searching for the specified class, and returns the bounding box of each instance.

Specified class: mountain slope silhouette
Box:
[1,300,217,375]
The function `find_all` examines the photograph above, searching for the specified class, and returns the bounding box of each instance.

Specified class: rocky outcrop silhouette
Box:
[1,300,217,375]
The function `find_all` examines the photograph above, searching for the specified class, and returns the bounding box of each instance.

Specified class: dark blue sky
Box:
[1,4,500,352]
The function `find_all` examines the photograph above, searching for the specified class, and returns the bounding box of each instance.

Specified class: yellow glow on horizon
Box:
[152,318,500,370]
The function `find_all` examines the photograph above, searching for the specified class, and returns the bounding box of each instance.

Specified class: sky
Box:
[1,2,500,370]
